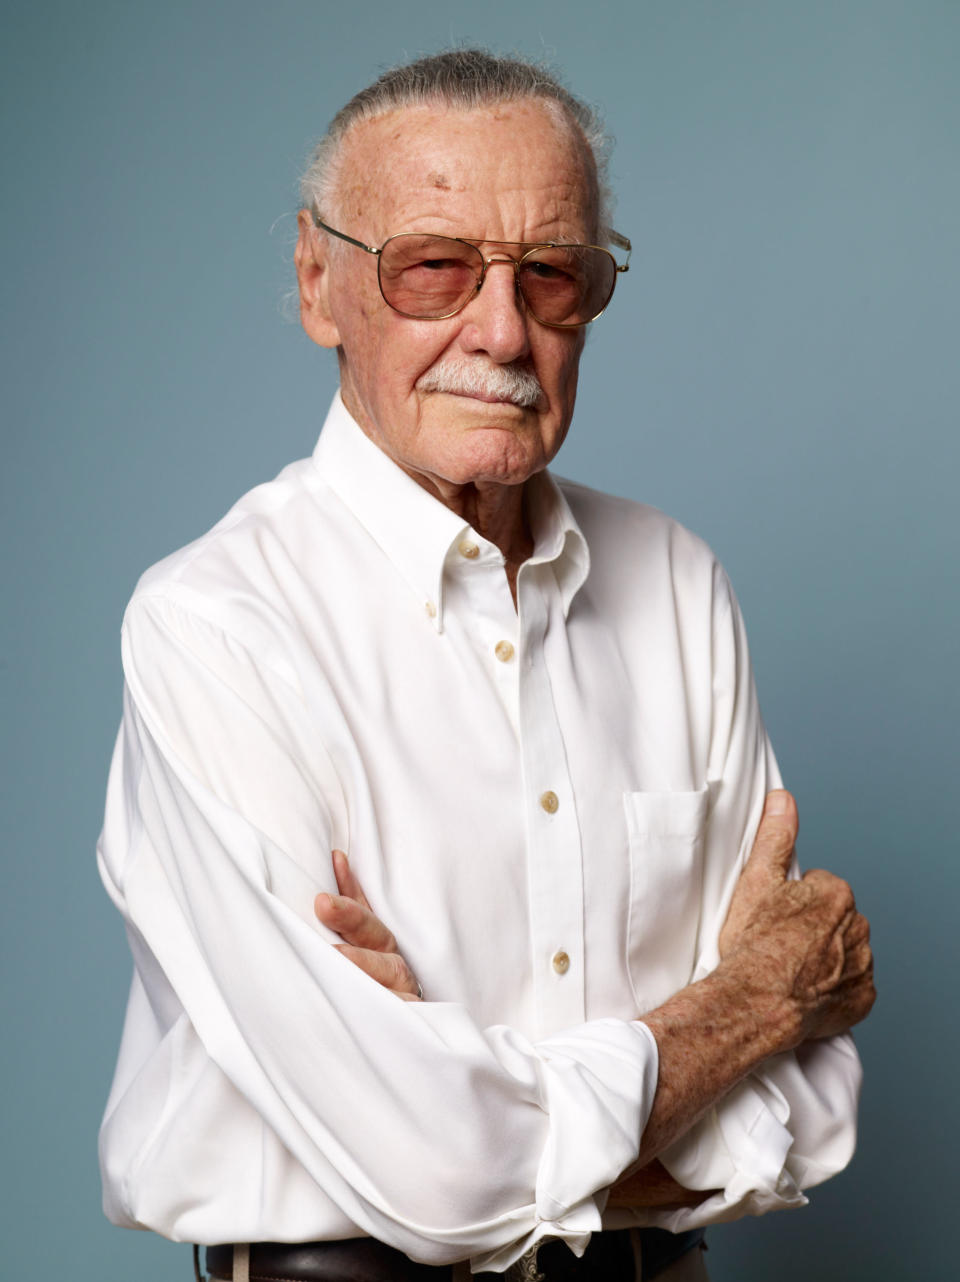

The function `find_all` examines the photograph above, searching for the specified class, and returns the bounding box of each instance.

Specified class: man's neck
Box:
[409,472,534,608]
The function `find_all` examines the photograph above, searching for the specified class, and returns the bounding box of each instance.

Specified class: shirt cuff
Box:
[649,1074,807,1230]
[469,1196,601,1273]
[470,1018,659,1272]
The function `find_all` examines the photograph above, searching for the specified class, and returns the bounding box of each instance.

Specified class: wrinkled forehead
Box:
[332,100,600,244]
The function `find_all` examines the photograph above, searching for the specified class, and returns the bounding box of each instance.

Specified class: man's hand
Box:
[607,1159,715,1209]
[314,850,422,1001]
[717,790,875,1047]
[636,789,875,1169]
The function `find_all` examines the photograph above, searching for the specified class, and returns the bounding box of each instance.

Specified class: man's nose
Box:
[458,257,531,364]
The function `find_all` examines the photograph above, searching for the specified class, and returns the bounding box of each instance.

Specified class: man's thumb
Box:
[744,790,798,882]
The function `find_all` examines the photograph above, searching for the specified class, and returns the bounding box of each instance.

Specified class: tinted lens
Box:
[518,245,617,325]
[379,234,483,318]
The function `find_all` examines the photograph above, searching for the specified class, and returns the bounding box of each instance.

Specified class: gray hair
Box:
[299,48,614,241]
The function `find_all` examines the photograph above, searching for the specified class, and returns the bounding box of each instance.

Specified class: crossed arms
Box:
[99,548,870,1269]
[316,790,874,1210]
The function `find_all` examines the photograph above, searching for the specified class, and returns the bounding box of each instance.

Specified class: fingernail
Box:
[766,791,789,815]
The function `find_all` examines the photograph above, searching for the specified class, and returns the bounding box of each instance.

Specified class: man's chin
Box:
[438,433,557,490]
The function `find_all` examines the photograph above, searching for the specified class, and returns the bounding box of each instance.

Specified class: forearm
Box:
[607,1006,861,1215]
[612,1037,861,1228]
[635,960,793,1166]
[604,962,791,1212]
[605,962,797,1211]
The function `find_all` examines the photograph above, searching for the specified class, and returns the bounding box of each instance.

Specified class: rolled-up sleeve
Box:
[98,593,659,1271]
[633,568,862,1228]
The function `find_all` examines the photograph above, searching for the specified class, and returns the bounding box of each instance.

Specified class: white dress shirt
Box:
[98,394,861,1272]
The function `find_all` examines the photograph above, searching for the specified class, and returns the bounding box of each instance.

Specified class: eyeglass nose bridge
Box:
[472,251,532,311]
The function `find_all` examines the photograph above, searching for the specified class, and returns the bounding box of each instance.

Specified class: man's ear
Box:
[295,209,341,349]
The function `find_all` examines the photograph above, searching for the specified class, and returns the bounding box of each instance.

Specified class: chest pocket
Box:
[623,786,709,1013]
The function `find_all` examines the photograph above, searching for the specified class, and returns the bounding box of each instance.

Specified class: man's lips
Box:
[437,389,527,406]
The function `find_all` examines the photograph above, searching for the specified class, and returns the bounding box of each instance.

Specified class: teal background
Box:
[2,1,957,1277]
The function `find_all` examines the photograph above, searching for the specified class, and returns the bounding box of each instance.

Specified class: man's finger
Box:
[740,789,798,885]
[335,944,420,998]
[315,892,398,952]
[844,911,870,947]
[332,849,372,910]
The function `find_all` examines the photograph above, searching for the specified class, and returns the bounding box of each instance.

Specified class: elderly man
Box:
[98,50,873,1282]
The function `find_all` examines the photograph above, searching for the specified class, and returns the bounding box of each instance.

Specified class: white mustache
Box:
[416,358,543,408]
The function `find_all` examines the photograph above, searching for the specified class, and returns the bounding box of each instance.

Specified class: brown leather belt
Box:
[201,1227,704,1281]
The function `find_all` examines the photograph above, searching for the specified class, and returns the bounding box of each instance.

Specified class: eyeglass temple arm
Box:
[311,206,381,256]
[608,228,632,272]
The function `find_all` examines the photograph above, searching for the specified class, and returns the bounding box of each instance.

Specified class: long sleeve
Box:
[628,568,862,1230]
[98,592,659,1271]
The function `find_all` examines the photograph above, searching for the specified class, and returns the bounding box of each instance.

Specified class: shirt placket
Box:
[517,563,586,1038]
[450,535,522,734]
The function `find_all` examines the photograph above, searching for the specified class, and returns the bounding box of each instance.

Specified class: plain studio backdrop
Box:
[1,2,956,1278]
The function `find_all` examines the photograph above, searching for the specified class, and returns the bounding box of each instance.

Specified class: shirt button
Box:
[552,950,570,975]
[424,601,437,619]
[458,540,480,559]
[494,640,515,663]
[540,790,559,814]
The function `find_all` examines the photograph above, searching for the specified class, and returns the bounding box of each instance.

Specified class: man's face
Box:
[296,100,595,497]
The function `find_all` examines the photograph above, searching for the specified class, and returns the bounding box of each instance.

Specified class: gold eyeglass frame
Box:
[311,203,631,328]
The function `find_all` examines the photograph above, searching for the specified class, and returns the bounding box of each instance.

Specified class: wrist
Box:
[642,962,800,1096]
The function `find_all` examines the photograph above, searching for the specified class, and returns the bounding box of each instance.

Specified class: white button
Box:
[494,640,515,663]
[424,601,437,618]
[458,540,480,559]
[540,790,559,814]
[552,950,570,975]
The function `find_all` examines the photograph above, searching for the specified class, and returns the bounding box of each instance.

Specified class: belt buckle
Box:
[505,1243,545,1282]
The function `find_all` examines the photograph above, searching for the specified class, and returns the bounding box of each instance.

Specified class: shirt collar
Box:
[311,393,590,630]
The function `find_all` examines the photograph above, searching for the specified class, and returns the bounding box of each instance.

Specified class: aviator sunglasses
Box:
[312,204,631,328]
